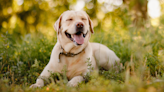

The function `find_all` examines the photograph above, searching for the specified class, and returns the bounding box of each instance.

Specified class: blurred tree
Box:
[0,0,13,28]
[160,1,164,24]
[0,0,161,37]
[0,0,70,37]
[123,0,148,26]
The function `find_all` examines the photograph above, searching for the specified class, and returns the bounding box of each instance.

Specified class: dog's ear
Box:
[89,18,94,34]
[88,17,94,34]
[54,15,62,34]
[87,15,94,34]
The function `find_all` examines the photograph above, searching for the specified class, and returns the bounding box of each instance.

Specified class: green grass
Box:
[0,25,164,92]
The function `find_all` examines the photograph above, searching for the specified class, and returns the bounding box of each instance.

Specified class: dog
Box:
[30,10,120,88]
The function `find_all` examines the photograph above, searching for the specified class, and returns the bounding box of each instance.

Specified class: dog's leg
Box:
[91,43,120,70]
[67,76,84,87]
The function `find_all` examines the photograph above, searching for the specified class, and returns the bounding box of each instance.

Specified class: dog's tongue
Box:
[73,34,84,45]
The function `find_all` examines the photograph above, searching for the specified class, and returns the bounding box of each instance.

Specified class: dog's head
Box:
[54,10,94,49]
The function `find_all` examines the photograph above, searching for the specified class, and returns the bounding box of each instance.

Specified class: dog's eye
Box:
[82,18,87,20]
[66,18,73,21]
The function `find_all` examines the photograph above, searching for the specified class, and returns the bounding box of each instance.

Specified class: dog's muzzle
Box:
[65,22,88,45]
[65,31,88,45]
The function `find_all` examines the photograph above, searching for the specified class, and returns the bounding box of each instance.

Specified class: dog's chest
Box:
[60,55,88,80]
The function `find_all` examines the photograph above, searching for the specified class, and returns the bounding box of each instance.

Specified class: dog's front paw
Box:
[67,76,84,87]
[67,81,78,87]
[30,84,42,88]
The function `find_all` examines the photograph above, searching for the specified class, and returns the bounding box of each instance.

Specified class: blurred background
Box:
[0,0,164,88]
[0,0,164,39]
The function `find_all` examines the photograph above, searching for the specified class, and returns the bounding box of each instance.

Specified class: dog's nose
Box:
[76,22,83,29]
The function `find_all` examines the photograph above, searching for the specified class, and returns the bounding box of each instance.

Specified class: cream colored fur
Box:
[30,10,120,88]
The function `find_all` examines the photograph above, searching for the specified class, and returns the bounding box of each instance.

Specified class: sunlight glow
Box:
[98,0,123,13]
[151,18,160,26]
[17,0,24,6]
[148,0,161,18]
[113,0,123,6]
[73,0,85,11]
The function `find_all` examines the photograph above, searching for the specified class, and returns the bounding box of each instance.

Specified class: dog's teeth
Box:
[71,35,74,38]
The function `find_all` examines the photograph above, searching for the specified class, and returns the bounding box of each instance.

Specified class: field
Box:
[1,24,164,92]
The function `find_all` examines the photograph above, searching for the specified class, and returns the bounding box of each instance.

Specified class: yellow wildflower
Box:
[7,45,9,48]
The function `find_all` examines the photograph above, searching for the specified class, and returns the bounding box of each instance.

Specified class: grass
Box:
[0,24,164,92]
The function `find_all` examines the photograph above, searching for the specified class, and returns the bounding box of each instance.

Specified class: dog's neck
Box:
[60,46,85,57]
[58,46,85,62]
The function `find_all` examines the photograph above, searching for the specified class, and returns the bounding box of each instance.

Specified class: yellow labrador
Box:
[30,10,120,88]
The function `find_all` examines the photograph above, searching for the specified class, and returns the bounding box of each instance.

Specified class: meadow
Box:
[1,0,164,92]
[1,24,164,92]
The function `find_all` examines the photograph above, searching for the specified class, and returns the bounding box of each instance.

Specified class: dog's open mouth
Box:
[65,31,88,45]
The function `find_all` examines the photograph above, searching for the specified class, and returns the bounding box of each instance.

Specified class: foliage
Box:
[1,24,164,91]
[0,32,56,85]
